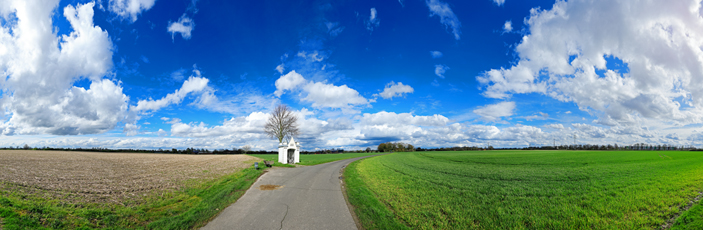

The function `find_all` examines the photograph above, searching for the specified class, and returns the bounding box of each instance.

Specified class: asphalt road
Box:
[201,155,375,230]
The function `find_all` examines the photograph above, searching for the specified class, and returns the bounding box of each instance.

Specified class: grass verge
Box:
[0,166,263,229]
[343,159,408,230]
[249,152,379,166]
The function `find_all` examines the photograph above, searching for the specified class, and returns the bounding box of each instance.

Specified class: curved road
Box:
[202,155,375,230]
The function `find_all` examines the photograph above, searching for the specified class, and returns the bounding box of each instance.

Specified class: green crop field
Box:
[249,152,378,166]
[344,150,703,229]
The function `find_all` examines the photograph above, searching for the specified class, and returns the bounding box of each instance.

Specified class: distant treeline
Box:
[0,145,278,155]
[414,143,701,152]
[0,145,367,155]
[2,142,700,155]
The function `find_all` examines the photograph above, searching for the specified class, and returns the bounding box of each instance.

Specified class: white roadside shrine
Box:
[278,137,301,164]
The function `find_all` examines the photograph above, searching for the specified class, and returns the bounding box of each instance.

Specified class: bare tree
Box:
[242,145,252,154]
[264,104,300,143]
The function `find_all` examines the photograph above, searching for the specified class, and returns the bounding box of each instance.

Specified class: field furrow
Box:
[348,150,703,229]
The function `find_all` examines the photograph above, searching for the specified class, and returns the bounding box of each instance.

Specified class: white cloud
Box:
[493,0,505,6]
[544,124,564,130]
[434,64,449,78]
[502,20,512,33]
[425,0,461,40]
[374,81,414,100]
[572,123,608,139]
[524,112,548,121]
[275,64,285,74]
[274,71,369,113]
[296,50,326,62]
[108,0,155,22]
[473,101,515,121]
[168,109,354,148]
[0,1,128,135]
[274,70,306,97]
[167,14,195,41]
[477,0,703,127]
[171,112,268,138]
[170,68,187,81]
[156,129,167,137]
[325,21,344,37]
[366,8,380,31]
[132,70,211,113]
[430,51,443,58]
[360,112,448,127]
[124,123,139,136]
[302,82,369,111]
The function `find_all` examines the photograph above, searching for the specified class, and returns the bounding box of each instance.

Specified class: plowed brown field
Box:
[0,150,257,204]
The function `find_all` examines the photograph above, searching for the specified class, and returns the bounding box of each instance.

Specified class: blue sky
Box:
[2,0,703,150]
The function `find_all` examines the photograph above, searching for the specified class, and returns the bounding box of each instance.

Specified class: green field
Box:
[345,150,703,229]
[249,152,378,166]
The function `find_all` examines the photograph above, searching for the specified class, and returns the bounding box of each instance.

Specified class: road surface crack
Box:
[280,203,289,230]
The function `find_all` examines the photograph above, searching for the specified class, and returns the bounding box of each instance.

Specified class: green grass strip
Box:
[343,159,409,230]
[147,167,262,229]
[249,152,379,166]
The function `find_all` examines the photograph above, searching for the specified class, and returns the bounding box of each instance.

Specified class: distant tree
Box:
[264,104,300,143]
[242,145,252,154]
[23,144,30,150]
[365,147,371,153]
[378,143,387,152]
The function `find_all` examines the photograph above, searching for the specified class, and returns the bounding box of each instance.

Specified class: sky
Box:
[2,0,703,150]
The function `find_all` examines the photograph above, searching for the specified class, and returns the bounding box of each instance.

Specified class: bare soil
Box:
[0,150,257,205]
[258,184,283,190]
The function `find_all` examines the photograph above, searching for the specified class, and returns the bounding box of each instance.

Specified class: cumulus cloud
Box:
[274,71,369,113]
[493,0,505,6]
[274,70,306,97]
[0,1,129,135]
[108,0,156,22]
[167,14,195,41]
[435,64,449,78]
[374,81,414,100]
[366,8,380,31]
[302,82,368,110]
[473,101,515,121]
[171,112,268,137]
[358,112,452,145]
[430,51,443,58]
[502,20,512,33]
[169,109,354,149]
[477,0,703,127]
[425,0,461,40]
